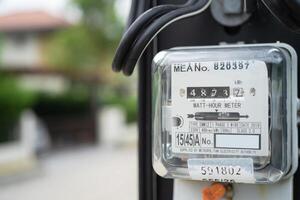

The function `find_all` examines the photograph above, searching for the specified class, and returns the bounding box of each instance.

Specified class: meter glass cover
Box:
[152,44,297,184]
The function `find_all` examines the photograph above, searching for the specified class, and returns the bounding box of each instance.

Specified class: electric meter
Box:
[152,43,298,184]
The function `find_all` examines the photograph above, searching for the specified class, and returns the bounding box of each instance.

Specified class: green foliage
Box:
[33,86,90,116]
[47,26,99,70]
[0,76,36,143]
[123,96,138,124]
[46,0,123,72]
[44,0,134,124]
[74,0,123,48]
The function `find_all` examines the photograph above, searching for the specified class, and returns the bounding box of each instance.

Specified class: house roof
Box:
[0,11,70,32]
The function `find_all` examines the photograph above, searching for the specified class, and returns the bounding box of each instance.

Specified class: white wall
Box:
[0,33,41,68]
[19,74,69,94]
[98,106,137,146]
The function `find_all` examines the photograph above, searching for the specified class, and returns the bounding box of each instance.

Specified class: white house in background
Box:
[0,11,70,68]
[0,11,71,93]
[0,11,70,178]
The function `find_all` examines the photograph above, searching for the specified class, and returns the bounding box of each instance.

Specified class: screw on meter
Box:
[152,43,298,184]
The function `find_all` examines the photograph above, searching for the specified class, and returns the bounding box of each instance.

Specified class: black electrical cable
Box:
[112,4,181,72]
[122,0,211,75]
[261,0,300,33]
[113,0,198,73]
[126,0,139,28]
[112,0,212,76]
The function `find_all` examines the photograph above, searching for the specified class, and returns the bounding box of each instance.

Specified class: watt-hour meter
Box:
[152,43,298,184]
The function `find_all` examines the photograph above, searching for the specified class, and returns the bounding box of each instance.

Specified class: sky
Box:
[0,0,131,23]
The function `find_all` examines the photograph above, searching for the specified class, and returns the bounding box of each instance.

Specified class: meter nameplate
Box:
[171,60,269,157]
[188,158,255,183]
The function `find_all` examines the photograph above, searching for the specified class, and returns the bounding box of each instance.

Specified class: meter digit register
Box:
[152,43,298,184]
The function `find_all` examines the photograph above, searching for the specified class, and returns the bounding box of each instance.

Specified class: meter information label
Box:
[171,60,269,156]
[188,158,255,183]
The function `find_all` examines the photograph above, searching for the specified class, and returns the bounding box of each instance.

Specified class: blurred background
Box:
[0,0,138,199]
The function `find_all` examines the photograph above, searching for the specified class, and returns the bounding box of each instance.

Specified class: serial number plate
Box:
[188,158,255,183]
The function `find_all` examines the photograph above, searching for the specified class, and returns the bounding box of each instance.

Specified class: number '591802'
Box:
[200,166,242,176]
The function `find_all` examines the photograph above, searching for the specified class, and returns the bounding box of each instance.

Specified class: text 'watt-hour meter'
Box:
[152,43,298,184]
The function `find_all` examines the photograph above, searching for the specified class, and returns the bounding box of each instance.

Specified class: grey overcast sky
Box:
[0,0,131,23]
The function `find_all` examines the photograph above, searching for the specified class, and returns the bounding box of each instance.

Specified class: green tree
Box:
[45,0,137,123]
[74,0,123,51]
[46,0,123,73]
[0,75,36,143]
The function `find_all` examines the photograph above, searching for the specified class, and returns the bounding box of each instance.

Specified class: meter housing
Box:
[152,43,298,184]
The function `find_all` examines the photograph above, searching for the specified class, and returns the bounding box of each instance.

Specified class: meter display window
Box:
[152,44,298,184]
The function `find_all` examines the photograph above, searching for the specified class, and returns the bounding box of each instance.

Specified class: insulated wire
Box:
[112,0,212,75]
[113,0,197,72]
[126,0,139,28]
[112,4,181,72]
[122,0,212,75]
